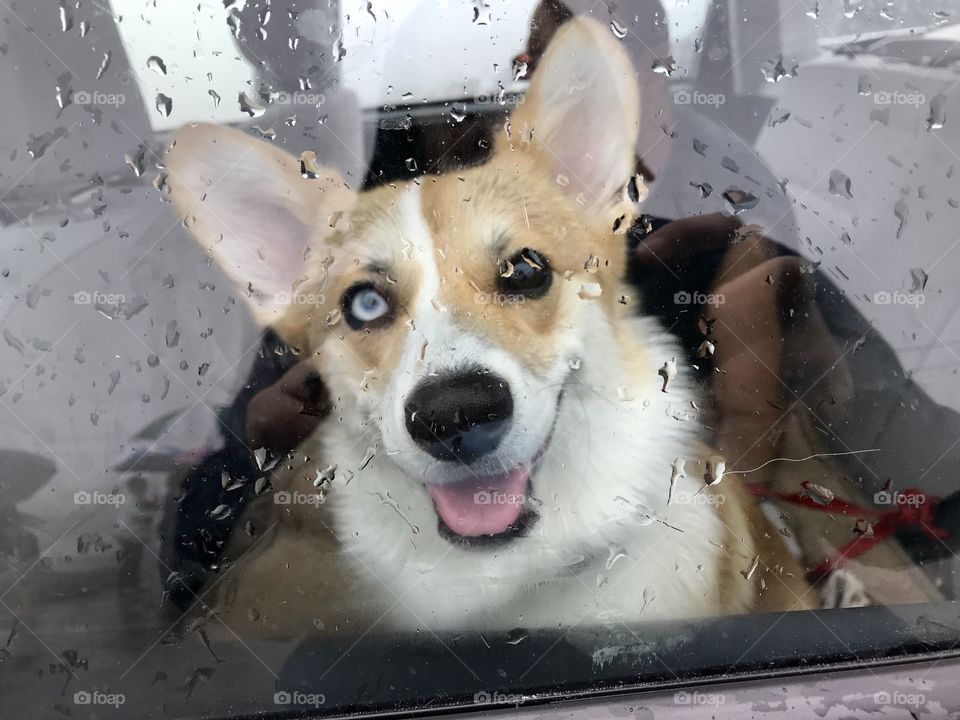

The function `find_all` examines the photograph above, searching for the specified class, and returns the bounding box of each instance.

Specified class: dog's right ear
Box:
[166,123,354,329]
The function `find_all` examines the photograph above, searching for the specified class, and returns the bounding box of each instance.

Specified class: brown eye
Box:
[498,248,552,299]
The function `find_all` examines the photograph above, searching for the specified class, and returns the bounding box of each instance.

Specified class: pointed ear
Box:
[504,17,640,207]
[165,123,353,330]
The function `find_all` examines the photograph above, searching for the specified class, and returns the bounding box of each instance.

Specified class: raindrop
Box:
[405,158,418,172]
[909,267,929,293]
[450,107,466,123]
[857,75,872,95]
[658,357,677,393]
[610,18,628,39]
[605,546,627,570]
[801,480,834,505]
[806,1,820,19]
[471,1,491,26]
[513,60,528,81]
[894,198,909,239]
[690,181,713,198]
[722,188,760,214]
[704,455,725,485]
[761,55,799,83]
[208,504,232,521]
[96,52,112,80]
[146,56,167,75]
[828,170,853,199]
[124,144,146,177]
[928,94,947,131]
[58,2,73,32]
[359,447,376,471]
[208,89,221,108]
[165,320,180,347]
[155,93,173,117]
[238,91,265,118]
[651,56,676,76]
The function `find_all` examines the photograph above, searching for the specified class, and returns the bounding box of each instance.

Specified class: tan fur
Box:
[166,17,815,639]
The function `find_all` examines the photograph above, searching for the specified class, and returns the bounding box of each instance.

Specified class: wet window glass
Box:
[3,0,960,717]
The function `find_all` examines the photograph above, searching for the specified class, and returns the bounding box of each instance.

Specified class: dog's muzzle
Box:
[403,366,512,463]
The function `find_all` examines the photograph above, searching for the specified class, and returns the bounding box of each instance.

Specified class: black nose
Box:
[404,368,513,463]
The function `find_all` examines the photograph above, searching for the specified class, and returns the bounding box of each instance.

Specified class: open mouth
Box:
[424,391,562,549]
[427,466,539,548]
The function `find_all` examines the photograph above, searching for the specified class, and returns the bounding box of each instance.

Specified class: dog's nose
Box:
[404,368,513,463]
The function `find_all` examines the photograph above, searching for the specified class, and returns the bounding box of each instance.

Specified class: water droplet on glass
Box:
[806,1,820,19]
[909,267,929,293]
[928,94,947,131]
[208,89,221,108]
[208,504,232,521]
[610,18,628,39]
[58,2,73,32]
[652,56,676,76]
[405,158,418,172]
[147,55,167,75]
[155,93,173,117]
[828,170,853,199]
[238,91,265,117]
[722,188,760,214]
[658,357,678,392]
[704,454,725,486]
[605,546,627,570]
[96,51,112,80]
[761,55,799,83]
[450,107,466,123]
[801,480,834,505]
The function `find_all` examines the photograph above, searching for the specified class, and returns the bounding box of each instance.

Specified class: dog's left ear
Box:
[503,16,640,208]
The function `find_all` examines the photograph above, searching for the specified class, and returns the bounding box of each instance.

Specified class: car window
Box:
[3,1,960,718]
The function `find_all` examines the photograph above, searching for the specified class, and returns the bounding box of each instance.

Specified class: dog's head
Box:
[168,18,654,551]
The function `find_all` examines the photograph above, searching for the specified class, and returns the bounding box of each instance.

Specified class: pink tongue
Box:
[426,467,529,537]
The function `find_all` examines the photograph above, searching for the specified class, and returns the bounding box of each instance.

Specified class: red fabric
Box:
[746,484,950,583]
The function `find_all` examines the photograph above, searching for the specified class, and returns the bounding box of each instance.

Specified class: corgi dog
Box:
[167,17,813,635]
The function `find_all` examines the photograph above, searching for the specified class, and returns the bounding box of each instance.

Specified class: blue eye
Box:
[343,283,392,329]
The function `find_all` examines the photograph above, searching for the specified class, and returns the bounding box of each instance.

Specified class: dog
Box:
[166,17,813,635]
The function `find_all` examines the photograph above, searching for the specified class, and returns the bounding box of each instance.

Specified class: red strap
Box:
[746,484,949,584]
